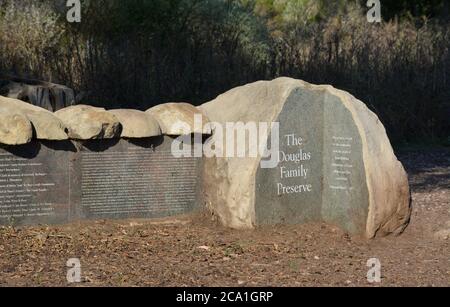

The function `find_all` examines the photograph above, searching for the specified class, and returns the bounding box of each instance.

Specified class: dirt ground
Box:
[0,148,449,287]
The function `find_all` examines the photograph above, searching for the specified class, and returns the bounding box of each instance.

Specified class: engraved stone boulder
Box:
[109,109,161,138]
[200,77,411,238]
[0,95,68,140]
[55,105,122,140]
[147,102,211,135]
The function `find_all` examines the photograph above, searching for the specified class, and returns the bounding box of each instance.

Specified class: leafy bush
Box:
[0,0,65,79]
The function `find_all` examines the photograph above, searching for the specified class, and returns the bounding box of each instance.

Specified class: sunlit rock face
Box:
[109,109,161,138]
[200,78,411,238]
[0,95,68,141]
[55,105,121,140]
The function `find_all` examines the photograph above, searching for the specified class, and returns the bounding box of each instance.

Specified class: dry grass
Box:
[0,1,448,142]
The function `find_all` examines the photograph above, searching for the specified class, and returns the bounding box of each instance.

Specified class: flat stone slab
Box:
[73,137,200,221]
[0,137,202,226]
[0,141,74,225]
[255,89,369,233]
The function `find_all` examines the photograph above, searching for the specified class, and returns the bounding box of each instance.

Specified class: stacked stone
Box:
[0,95,211,143]
[0,95,211,226]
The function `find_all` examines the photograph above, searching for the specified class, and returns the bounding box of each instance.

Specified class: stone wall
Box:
[0,77,411,238]
[0,96,208,226]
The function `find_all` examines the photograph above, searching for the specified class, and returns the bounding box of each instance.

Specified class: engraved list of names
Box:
[80,145,198,218]
[0,150,70,223]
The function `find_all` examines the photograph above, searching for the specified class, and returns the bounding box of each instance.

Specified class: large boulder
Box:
[147,102,211,135]
[200,78,411,238]
[109,109,161,138]
[55,105,122,140]
[0,106,33,145]
[0,95,68,140]
[0,77,75,112]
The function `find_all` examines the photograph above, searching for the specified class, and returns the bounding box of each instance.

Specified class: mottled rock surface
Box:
[147,102,210,135]
[55,105,121,140]
[0,106,33,145]
[109,109,161,138]
[200,78,410,238]
[0,95,68,141]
